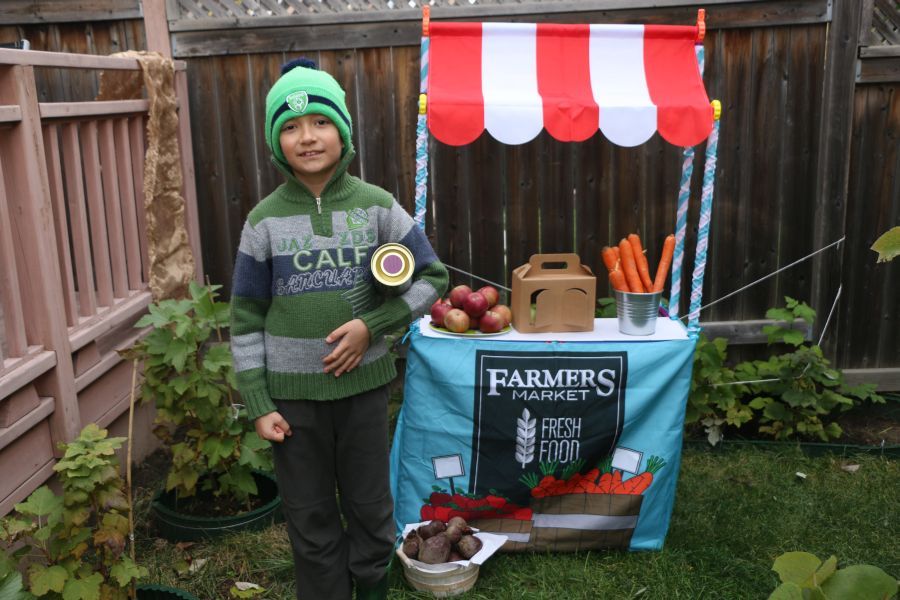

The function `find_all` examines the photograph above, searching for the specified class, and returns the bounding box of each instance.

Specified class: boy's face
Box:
[279,114,344,189]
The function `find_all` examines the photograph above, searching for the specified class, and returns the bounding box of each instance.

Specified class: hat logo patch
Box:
[286,91,309,114]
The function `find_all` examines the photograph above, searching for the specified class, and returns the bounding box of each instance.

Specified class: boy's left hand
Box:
[323,318,370,377]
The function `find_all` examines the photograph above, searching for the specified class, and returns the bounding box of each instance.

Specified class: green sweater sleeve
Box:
[230,220,276,420]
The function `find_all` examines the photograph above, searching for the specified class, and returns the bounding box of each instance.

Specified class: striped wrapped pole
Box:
[669,45,704,319]
[413,36,430,230]
[687,105,721,332]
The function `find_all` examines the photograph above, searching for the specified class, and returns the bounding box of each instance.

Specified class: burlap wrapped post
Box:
[97,51,195,300]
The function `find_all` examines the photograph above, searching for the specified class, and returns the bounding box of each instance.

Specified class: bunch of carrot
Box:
[520,457,666,497]
[601,233,675,294]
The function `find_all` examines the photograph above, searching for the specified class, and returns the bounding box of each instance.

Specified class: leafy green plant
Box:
[0,424,147,600]
[871,225,899,263]
[686,333,751,445]
[687,297,884,444]
[122,281,272,506]
[768,551,897,599]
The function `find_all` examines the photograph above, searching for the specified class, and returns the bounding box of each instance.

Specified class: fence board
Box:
[128,116,150,281]
[0,158,28,357]
[61,123,97,317]
[114,118,143,290]
[98,119,129,298]
[42,125,78,326]
[80,121,115,308]
[838,84,900,368]
[392,45,419,214]
[186,57,231,284]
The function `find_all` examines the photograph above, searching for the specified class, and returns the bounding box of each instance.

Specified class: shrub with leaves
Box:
[122,281,272,505]
[768,551,897,599]
[687,297,884,444]
[0,424,147,600]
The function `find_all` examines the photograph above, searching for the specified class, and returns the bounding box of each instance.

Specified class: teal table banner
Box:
[390,321,696,552]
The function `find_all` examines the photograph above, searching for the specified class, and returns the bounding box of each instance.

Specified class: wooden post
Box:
[0,65,81,452]
[142,0,173,59]
[810,0,862,359]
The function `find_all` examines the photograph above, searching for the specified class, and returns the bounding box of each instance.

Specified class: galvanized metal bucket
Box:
[614,290,662,335]
[371,243,414,296]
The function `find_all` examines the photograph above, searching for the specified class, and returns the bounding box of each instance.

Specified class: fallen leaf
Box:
[175,542,195,551]
[234,582,261,591]
[841,464,860,473]
[187,558,208,574]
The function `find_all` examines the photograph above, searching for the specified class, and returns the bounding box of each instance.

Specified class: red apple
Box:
[463,292,489,318]
[479,310,506,333]
[448,285,472,308]
[430,302,454,327]
[492,304,512,325]
[443,308,470,333]
[477,285,499,307]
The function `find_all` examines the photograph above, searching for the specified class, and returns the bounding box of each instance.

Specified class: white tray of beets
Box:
[396,517,508,573]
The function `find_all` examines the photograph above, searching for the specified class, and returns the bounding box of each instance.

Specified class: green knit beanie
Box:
[265,59,354,166]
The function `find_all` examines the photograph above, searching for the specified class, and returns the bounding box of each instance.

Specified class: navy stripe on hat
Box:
[271,94,352,132]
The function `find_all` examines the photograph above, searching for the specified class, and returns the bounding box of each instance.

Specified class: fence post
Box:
[810,0,862,361]
[0,64,81,452]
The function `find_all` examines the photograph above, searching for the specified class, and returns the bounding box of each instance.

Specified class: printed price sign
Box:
[469,350,627,504]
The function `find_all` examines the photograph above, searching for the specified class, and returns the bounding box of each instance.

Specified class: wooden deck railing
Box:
[0,47,200,516]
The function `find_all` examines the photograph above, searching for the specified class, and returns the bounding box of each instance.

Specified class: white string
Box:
[442,263,512,292]
[683,236,844,322]
[710,283,842,388]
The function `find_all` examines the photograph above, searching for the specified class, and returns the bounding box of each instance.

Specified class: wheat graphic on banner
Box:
[516,408,537,469]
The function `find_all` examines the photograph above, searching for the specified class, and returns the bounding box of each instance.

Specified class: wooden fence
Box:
[0,45,198,515]
[163,0,898,380]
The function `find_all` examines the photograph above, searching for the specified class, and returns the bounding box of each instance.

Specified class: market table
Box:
[390,316,697,552]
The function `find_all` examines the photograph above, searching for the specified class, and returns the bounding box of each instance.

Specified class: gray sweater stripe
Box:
[231,331,265,371]
[238,222,271,261]
[257,205,394,256]
[263,333,389,373]
[402,279,440,319]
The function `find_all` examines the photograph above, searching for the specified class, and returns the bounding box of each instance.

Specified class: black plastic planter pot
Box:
[136,584,199,600]
[151,470,282,542]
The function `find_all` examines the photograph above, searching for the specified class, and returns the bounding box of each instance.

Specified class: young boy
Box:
[230,59,448,600]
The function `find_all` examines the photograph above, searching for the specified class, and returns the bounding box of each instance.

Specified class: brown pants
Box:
[272,386,394,600]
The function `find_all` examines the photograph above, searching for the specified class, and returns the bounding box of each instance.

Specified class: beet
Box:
[444,524,463,544]
[456,534,483,559]
[402,531,421,559]
[418,533,451,564]
[448,551,463,562]
[447,516,468,530]
[417,519,446,540]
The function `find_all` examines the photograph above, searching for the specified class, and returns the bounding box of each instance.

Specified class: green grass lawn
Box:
[133,446,899,599]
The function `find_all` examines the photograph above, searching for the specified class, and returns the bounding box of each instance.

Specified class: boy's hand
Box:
[323,318,370,377]
[255,411,292,443]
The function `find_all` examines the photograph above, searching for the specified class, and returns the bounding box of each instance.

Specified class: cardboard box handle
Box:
[528,253,584,275]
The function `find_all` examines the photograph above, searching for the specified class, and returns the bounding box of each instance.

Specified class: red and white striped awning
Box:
[427,22,713,148]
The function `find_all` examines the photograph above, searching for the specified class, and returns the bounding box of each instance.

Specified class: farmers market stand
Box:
[391,10,722,552]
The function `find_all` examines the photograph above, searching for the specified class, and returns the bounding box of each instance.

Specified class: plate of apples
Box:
[429,284,513,337]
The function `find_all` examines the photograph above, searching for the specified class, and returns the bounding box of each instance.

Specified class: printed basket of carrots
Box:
[601,233,675,295]
[519,456,666,498]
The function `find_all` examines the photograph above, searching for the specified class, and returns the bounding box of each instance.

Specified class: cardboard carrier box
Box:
[511,254,596,333]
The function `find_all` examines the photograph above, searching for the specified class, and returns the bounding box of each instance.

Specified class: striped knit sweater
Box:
[230,159,448,420]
